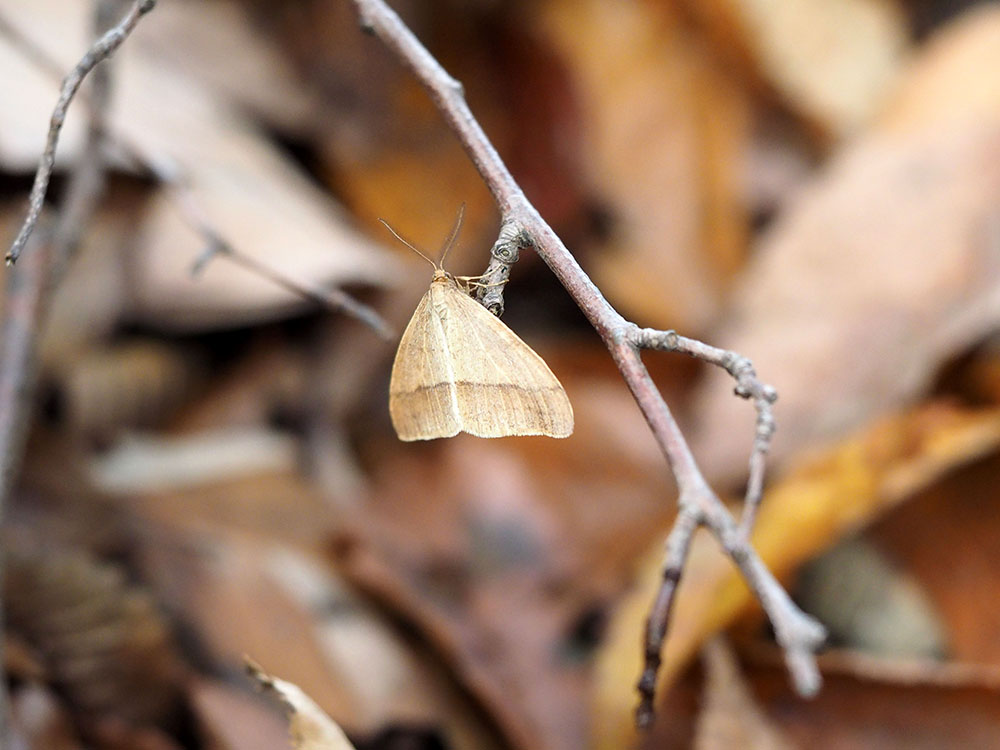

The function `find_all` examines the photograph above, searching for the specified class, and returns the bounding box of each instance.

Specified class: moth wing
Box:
[441,283,574,438]
[389,290,461,440]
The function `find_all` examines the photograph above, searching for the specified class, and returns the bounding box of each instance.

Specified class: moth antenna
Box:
[379,219,437,269]
[437,203,465,270]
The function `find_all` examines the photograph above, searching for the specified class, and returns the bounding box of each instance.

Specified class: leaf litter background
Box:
[3,0,1000,747]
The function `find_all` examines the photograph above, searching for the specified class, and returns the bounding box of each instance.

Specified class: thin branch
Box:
[191,234,392,340]
[0,1,124,740]
[133,150,392,339]
[349,0,826,728]
[5,0,155,265]
[0,6,391,338]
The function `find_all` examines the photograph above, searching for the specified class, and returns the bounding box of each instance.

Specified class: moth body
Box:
[389,274,573,441]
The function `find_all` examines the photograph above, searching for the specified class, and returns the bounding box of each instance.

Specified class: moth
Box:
[385,209,573,441]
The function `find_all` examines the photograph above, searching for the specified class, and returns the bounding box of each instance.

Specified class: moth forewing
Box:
[389,275,573,440]
[388,285,462,441]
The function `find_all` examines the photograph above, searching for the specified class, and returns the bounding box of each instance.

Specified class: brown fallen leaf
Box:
[274,0,505,278]
[189,677,292,750]
[248,662,356,750]
[691,6,1000,484]
[4,537,187,733]
[878,5,1000,135]
[870,449,1000,665]
[132,0,317,132]
[742,650,1000,748]
[594,401,1000,749]
[133,528,365,731]
[532,0,751,331]
[692,639,794,750]
[0,0,399,331]
[680,0,909,138]
[50,338,205,442]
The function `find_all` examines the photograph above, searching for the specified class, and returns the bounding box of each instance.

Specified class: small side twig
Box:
[137,150,392,338]
[634,328,778,539]
[349,0,825,730]
[5,0,155,265]
[190,234,392,340]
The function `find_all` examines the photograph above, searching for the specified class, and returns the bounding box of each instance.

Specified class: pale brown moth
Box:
[385,208,573,441]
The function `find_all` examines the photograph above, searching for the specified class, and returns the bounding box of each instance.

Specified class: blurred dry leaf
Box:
[135,0,316,131]
[4,539,186,733]
[0,0,398,331]
[249,663,356,750]
[11,683,83,750]
[693,5,1000,483]
[278,0,502,272]
[124,469,335,549]
[879,4,1000,135]
[741,652,1000,749]
[50,338,204,441]
[132,522,498,747]
[0,0,312,167]
[533,0,750,331]
[681,0,909,138]
[189,677,293,750]
[692,639,793,750]
[692,121,1000,482]
[88,428,299,494]
[134,529,365,730]
[795,535,946,658]
[594,401,1000,749]
[871,449,1000,664]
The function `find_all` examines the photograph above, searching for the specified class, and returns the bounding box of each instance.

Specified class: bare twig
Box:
[349,0,826,728]
[0,6,391,337]
[0,1,125,739]
[139,149,391,339]
[5,0,155,265]
[0,231,51,744]
[191,233,392,340]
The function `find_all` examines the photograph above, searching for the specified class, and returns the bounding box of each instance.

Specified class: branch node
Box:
[447,76,465,98]
[474,217,526,316]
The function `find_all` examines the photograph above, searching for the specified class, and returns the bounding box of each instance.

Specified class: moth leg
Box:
[455,275,508,293]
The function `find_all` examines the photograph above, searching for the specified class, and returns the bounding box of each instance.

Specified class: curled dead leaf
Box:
[248,661,357,750]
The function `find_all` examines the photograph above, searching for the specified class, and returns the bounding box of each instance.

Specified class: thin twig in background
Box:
[5,0,155,266]
[190,231,393,340]
[349,0,826,729]
[0,1,125,739]
[0,6,391,337]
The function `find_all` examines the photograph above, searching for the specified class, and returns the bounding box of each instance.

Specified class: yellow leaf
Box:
[592,402,1000,749]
